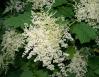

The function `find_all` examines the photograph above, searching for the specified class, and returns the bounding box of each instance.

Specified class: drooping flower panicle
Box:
[22,12,73,71]
[1,29,25,70]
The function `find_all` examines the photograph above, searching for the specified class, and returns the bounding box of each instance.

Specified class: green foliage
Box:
[0,19,5,41]
[88,56,99,70]
[86,56,99,77]
[7,69,22,77]
[67,46,76,59]
[7,68,33,77]
[71,22,97,44]
[49,0,74,18]
[95,69,99,75]
[86,69,98,77]
[6,60,49,77]
[7,67,49,77]
[52,0,67,7]
[33,70,49,77]
[55,6,74,17]
[4,11,31,28]
[20,69,33,77]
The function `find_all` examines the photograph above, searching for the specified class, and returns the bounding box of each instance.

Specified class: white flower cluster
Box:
[2,30,24,52]
[60,28,74,48]
[15,1,25,13]
[51,52,87,77]
[22,12,73,71]
[1,29,25,69]
[66,52,87,77]
[28,0,54,9]
[4,0,25,14]
[75,0,99,25]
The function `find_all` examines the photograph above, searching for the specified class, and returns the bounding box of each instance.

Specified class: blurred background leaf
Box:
[4,11,31,28]
[71,22,97,44]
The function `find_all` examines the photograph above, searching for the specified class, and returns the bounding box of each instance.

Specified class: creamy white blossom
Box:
[75,0,99,25]
[22,12,73,71]
[51,52,87,77]
[4,0,25,14]
[1,29,25,69]
[15,1,25,13]
[27,0,54,9]
[2,30,24,52]
[66,52,87,77]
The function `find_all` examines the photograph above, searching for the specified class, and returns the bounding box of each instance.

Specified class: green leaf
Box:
[88,56,99,70]
[67,46,76,59]
[20,70,33,77]
[7,70,22,77]
[51,6,74,18]
[56,6,74,17]
[71,22,97,43]
[52,0,67,7]
[34,70,49,77]
[4,11,31,28]
[95,69,99,75]
[86,68,98,77]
